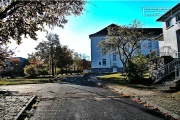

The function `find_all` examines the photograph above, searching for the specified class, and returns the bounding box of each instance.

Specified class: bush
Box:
[0,70,12,77]
[126,55,148,83]
[38,68,49,76]
[36,64,49,76]
[24,65,38,78]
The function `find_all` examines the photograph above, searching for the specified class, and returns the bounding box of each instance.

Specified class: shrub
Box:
[126,55,148,83]
[24,65,38,78]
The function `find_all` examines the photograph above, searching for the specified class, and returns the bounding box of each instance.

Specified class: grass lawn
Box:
[97,73,154,89]
[0,77,61,85]
[98,73,180,115]
[0,73,81,85]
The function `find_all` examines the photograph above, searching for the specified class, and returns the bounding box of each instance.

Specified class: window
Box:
[176,13,180,22]
[113,54,116,61]
[166,19,172,28]
[177,30,180,41]
[113,63,116,66]
[137,43,141,54]
[148,42,152,50]
[102,59,106,66]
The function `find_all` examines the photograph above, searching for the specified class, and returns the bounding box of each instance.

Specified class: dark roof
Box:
[89,24,162,38]
[154,33,164,41]
[89,24,117,37]
[141,28,162,35]
[156,3,180,22]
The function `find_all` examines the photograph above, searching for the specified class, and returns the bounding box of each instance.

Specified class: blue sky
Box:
[10,1,180,59]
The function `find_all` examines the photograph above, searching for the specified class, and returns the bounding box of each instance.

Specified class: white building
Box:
[89,24,162,73]
[156,3,180,58]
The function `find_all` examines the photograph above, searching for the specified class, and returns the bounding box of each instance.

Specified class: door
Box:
[113,67,117,72]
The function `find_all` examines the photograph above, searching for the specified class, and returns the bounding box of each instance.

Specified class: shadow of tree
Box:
[0,90,19,96]
[98,77,155,89]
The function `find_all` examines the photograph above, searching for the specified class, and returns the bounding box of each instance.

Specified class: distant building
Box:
[3,57,28,69]
[0,57,28,76]
[89,24,162,73]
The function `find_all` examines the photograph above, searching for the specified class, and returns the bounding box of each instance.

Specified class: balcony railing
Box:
[153,46,180,58]
[175,65,180,80]
[154,58,180,83]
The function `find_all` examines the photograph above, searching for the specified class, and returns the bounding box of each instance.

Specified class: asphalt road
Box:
[28,75,166,120]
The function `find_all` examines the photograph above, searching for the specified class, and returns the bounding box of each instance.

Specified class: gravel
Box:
[0,95,33,120]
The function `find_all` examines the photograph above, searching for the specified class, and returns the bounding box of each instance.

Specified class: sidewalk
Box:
[88,76,180,120]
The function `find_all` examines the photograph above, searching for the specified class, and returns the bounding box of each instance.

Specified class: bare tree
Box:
[98,20,149,72]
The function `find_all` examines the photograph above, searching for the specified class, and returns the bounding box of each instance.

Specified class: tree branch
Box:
[0,1,21,19]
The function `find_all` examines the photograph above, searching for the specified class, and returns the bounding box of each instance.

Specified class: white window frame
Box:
[102,59,106,66]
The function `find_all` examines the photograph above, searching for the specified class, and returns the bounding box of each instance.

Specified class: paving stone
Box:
[0,95,32,119]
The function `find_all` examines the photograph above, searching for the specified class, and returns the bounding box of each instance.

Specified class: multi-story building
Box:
[89,24,162,73]
[156,3,180,58]
[153,3,180,84]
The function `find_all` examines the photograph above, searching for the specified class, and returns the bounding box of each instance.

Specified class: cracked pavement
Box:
[0,75,166,120]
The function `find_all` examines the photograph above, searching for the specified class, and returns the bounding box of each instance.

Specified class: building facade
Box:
[156,3,180,58]
[89,24,162,73]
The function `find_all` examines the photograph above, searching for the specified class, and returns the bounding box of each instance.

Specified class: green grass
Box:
[0,73,78,85]
[0,77,61,85]
[97,73,154,89]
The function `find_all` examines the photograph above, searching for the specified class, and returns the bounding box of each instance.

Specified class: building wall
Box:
[162,10,180,53]
[1,57,27,71]
[90,36,159,73]
[91,36,124,73]
[141,40,159,55]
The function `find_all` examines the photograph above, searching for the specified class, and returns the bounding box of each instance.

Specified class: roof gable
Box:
[156,3,180,21]
[89,24,162,38]
[89,24,117,37]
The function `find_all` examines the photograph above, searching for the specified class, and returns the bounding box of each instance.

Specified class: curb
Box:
[88,77,180,120]
[14,95,37,120]
[138,97,180,120]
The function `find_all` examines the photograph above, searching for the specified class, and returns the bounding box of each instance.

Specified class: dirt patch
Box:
[109,84,180,116]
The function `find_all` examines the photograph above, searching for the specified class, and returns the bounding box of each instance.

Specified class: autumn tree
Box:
[54,45,73,71]
[35,33,60,63]
[24,64,38,78]
[0,46,14,64]
[0,0,86,44]
[71,52,90,72]
[27,52,39,65]
[26,53,49,76]
[32,33,74,75]
[34,33,59,75]
[98,20,150,81]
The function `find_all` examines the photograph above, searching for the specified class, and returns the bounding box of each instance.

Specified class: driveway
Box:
[0,75,166,120]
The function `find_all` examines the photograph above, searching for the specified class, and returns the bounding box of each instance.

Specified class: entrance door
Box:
[113,67,117,72]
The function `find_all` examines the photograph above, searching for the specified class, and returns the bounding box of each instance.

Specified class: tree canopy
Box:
[0,0,85,44]
[32,33,74,72]
[0,46,14,63]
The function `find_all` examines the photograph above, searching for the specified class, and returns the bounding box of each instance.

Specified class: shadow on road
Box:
[60,75,166,119]
[60,75,96,87]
